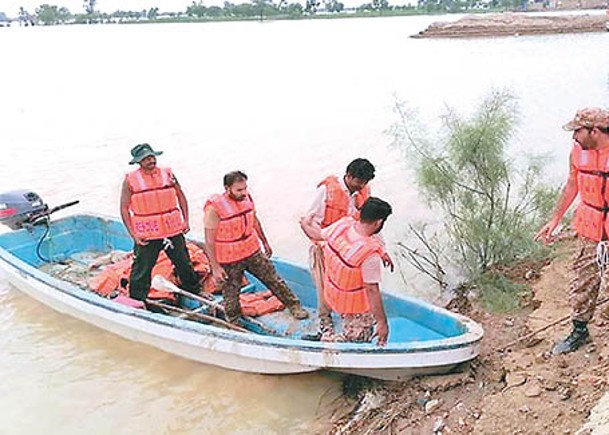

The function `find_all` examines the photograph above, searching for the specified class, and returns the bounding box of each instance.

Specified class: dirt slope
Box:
[414,13,609,38]
[320,237,609,434]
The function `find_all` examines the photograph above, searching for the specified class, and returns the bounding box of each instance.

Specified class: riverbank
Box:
[319,236,609,433]
[414,12,609,38]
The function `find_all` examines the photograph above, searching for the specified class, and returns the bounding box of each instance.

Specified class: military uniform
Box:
[569,239,607,323]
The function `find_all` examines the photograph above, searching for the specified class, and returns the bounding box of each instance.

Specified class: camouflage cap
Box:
[563,107,609,131]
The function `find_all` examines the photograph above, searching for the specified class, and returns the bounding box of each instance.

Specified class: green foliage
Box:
[286,3,305,16]
[474,272,527,313]
[186,1,207,17]
[325,0,345,12]
[147,7,159,19]
[35,4,71,25]
[391,90,559,311]
[83,0,96,15]
[305,0,320,13]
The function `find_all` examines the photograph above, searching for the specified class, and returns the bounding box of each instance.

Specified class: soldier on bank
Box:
[535,108,609,354]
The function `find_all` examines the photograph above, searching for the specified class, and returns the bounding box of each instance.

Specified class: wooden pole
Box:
[146,299,249,333]
[151,275,277,335]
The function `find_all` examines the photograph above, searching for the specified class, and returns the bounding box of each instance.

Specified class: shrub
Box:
[389,90,558,310]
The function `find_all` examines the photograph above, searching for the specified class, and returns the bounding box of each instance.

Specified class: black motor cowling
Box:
[0,190,49,230]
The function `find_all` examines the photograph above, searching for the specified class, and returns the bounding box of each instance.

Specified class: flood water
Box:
[0,13,608,433]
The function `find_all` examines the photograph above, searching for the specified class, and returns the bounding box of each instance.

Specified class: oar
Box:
[145,299,248,333]
[151,275,277,335]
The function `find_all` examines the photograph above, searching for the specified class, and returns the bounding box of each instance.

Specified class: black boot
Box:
[553,320,589,355]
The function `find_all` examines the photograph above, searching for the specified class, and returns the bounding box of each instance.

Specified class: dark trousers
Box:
[129,233,200,301]
[221,251,300,321]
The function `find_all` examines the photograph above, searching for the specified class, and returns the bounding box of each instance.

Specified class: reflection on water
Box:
[0,14,608,432]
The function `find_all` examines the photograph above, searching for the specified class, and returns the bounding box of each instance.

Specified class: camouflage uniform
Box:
[220,251,302,322]
[321,313,375,343]
[569,239,608,322]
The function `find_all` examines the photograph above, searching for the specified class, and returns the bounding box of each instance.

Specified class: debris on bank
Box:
[413,12,609,38]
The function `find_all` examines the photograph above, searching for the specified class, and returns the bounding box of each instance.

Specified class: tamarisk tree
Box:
[390,90,558,309]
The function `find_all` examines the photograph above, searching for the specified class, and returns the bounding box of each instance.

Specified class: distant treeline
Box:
[19,0,529,26]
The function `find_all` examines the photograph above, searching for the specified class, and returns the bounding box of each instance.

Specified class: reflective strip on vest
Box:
[206,193,260,264]
[572,143,609,241]
[318,175,370,228]
[322,217,382,314]
[126,167,185,240]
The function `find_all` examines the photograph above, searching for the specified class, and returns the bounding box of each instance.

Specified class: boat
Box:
[0,192,483,381]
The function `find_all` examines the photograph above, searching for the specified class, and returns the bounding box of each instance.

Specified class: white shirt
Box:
[307,176,358,226]
[307,175,385,252]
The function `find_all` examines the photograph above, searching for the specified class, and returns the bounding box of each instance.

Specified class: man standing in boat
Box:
[300,197,393,346]
[302,158,393,338]
[535,108,609,354]
[204,170,309,323]
[120,143,202,302]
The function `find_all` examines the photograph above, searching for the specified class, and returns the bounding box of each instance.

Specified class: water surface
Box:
[0,15,608,432]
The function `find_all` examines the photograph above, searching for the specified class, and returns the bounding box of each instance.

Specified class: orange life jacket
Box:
[88,243,213,301]
[571,143,609,241]
[126,167,185,240]
[322,217,383,314]
[206,193,260,264]
[318,175,370,228]
[240,290,285,317]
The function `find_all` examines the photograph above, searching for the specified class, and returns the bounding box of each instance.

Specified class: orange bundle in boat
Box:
[88,242,214,302]
[89,270,121,297]
[240,290,285,317]
[88,254,133,297]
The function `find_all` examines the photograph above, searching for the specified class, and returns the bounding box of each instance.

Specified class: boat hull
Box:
[0,214,483,380]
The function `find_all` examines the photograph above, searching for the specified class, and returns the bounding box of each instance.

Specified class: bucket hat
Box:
[129,143,163,165]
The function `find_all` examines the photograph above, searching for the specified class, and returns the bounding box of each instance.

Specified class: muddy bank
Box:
[318,237,609,434]
[414,12,609,38]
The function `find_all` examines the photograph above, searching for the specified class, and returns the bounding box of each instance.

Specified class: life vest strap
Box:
[132,207,180,217]
[216,233,255,243]
[327,238,359,269]
[581,201,609,213]
[218,209,252,220]
[579,169,609,178]
[327,273,364,293]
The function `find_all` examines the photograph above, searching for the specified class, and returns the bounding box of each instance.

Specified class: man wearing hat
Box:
[535,107,609,354]
[120,143,201,302]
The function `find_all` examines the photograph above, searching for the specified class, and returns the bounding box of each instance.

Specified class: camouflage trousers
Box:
[569,238,609,322]
[309,243,333,332]
[321,312,375,343]
[220,251,301,322]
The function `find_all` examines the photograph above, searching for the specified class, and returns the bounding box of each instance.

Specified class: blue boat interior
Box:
[0,215,469,345]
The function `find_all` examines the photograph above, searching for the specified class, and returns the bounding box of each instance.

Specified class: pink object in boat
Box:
[114,294,145,309]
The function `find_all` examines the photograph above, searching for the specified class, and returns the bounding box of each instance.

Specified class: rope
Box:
[162,237,174,251]
[597,241,609,275]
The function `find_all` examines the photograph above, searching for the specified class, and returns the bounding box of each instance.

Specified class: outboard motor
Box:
[0,190,79,230]
[0,190,49,230]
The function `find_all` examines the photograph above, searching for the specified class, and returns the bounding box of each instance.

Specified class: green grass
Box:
[475,272,529,313]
